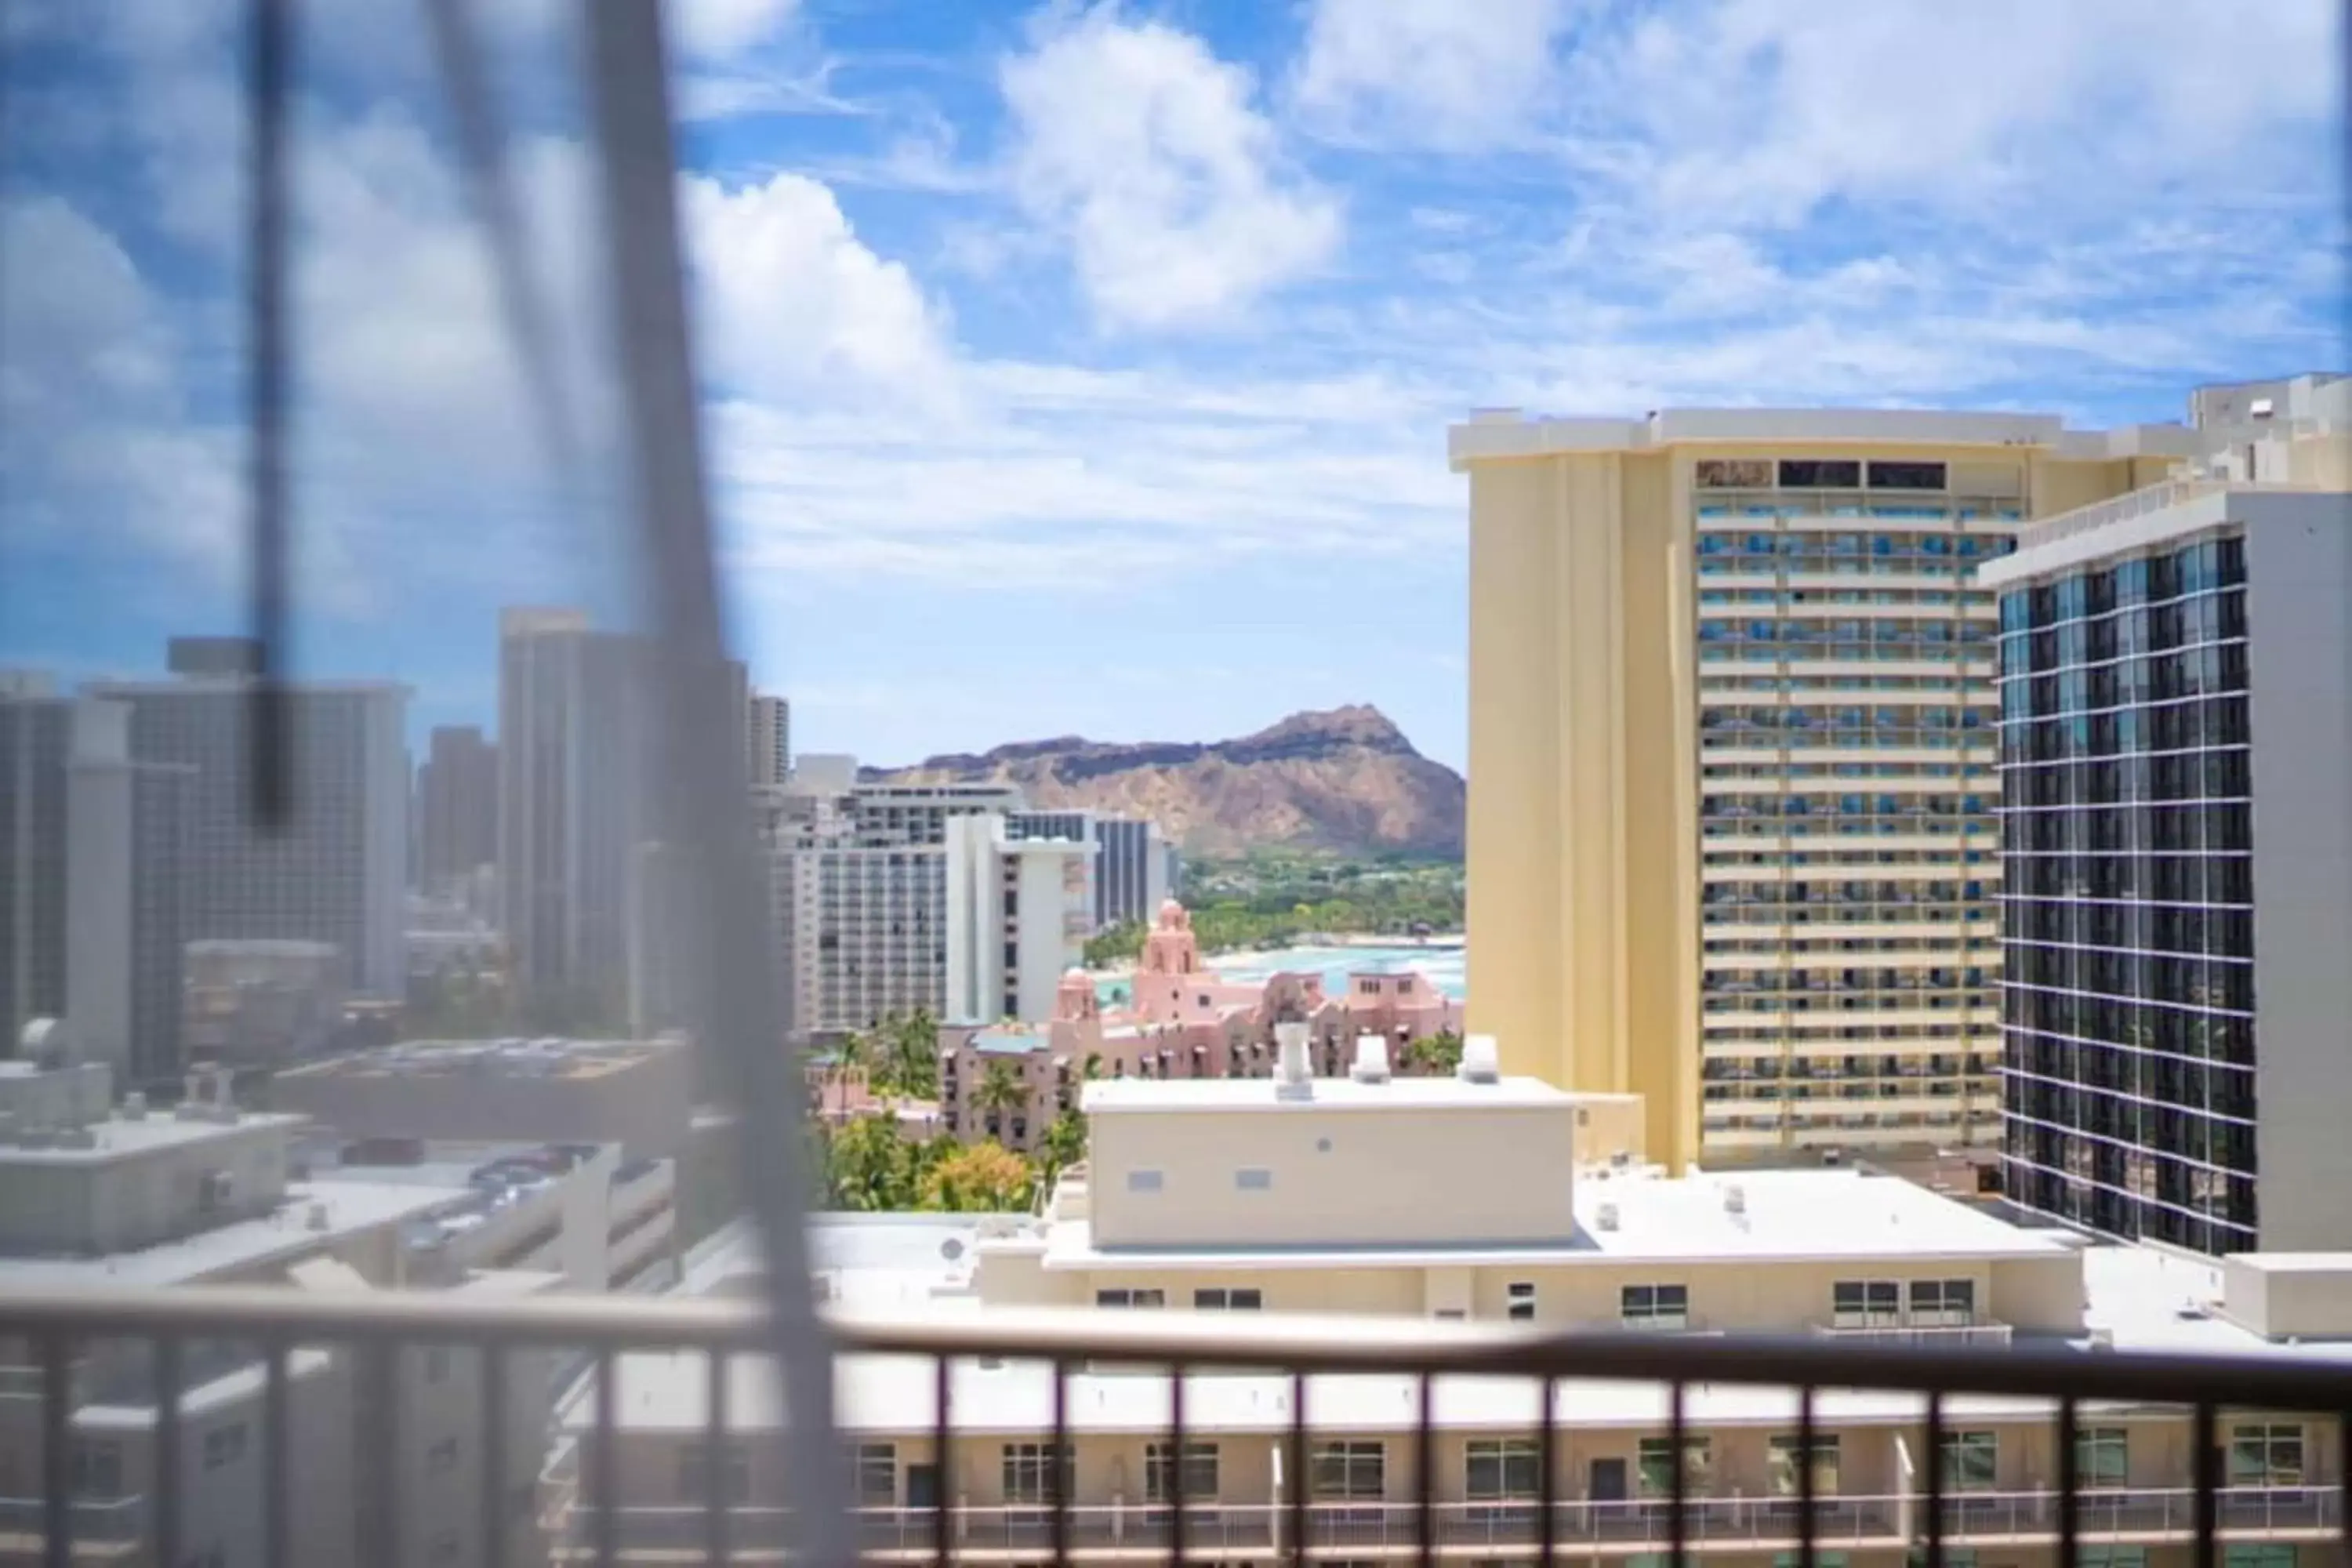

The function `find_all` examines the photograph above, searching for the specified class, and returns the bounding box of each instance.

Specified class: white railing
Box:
[2014,477,2234,552]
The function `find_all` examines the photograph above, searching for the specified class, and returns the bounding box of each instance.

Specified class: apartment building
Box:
[551,1035,2350,1565]
[763,760,1028,1034]
[1452,404,2211,1171]
[85,644,410,1001]
[0,1051,633,1568]
[1983,470,2352,1255]
[747,692,790,789]
[416,724,499,895]
[1009,811,1174,931]
[946,814,1093,1025]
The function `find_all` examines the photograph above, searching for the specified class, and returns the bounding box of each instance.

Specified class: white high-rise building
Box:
[88,646,409,1000]
[497,608,647,1014]
[946,813,1092,1025]
[748,692,790,789]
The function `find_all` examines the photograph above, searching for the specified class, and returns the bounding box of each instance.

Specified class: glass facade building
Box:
[1995,532,2259,1252]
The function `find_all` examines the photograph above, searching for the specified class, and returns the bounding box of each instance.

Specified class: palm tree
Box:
[888,1007,940,1100]
[834,1029,873,1119]
[975,1059,1026,1143]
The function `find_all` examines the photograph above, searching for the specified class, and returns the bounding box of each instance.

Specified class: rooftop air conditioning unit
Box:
[1723,1184,1747,1215]
[1595,1202,1620,1232]
[305,1203,331,1232]
[1456,1034,1501,1084]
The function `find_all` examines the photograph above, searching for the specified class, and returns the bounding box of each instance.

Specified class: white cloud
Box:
[670,0,800,60]
[999,6,1341,331]
[1292,0,1571,151]
[684,171,957,405]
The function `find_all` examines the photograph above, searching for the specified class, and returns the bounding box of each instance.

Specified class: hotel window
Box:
[1095,1288,1166,1308]
[856,1443,897,1507]
[1126,1169,1163,1192]
[1001,1443,1073,1506]
[678,1442,751,1506]
[1636,1436,1711,1497]
[1194,1287,1263,1310]
[1768,1433,1841,1497]
[1145,1441,1220,1503]
[1938,1431,1997,1493]
[1312,1441,1387,1500]
[1621,1283,1689,1329]
[1507,1282,1537,1321]
[1465,1438,1541,1501]
[1235,1167,1272,1192]
[2223,1552,2293,1568]
[1831,1279,1900,1327]
[2076,1427,2128,1490]
[2228,1423,2304,1487]
[1907,1278,1976,1325]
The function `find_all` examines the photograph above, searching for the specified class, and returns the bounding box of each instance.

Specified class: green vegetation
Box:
[1090,851,1463,959]
[1400,1027,1464,1075]
[820,1123,1044,1213]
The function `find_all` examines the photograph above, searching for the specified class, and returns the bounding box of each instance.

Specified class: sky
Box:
[0,0,2343,772]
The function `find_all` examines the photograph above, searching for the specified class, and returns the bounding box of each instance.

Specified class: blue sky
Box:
[2,0,2343,771]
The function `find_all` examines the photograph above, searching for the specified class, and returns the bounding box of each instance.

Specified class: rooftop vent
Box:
[305,1202,331,1232]
[121,1091,147,1122]
[1273,1022,1313,1101]
[1457,1034,1500,1084]
[1349,1034,1390,1084]
[1595,1201,1620,1232]
[1723,1183,1747,1216]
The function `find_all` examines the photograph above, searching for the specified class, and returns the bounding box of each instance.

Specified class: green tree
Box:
[920,1140,1034,1213]
[825,1113,915,1210]
[1403,1028,1464,1076]
[973,1059,1028,1141]
[1083,920,1145,968]
[880,1008,940,1099]
[833,1029,874,1116]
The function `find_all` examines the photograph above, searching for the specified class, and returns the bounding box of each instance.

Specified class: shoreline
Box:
[1092,931,1467,980]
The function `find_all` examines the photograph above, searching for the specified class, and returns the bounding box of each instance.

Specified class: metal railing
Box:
[2,1285,2350,1567]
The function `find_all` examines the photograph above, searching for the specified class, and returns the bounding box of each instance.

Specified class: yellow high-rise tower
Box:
[1452,407,2191,1173]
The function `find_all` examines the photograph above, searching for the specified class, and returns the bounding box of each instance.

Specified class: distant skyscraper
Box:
[1,674,71,1054]
[66,699,192,1083]
[498,608,648,1014]
[418,725,499,892]
[87,652,410,1000]
[749,692,790,788]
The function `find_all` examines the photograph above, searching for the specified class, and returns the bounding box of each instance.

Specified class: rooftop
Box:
[0,1109,307,1165]
[1449,405,2199,467]
[1080,1073,1570,1114]
[967,1028,1047,1055]
[277,1034,684,1083]
[1976,477,2347,588]
[0,1178,459,1288]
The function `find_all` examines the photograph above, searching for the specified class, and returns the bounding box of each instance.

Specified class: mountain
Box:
[866,705,1465,858]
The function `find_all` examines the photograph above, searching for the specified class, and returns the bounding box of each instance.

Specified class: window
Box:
[1831,1279,1900,1327]
[71,1439,122,1499]
[1620,1284,1690,1329]
[1465,1439,1540,1501]
[1145,1441,1219,1503]
[1194,1287,1262,1310]
[1235,1167,1272,1192]
[1938,1431,1996,1493]
[1768,1433,1840,1497]
[678,1442,751,1505]
[426,1438,459,1476]
[2076,1426,2128,1490]
[1907,1278,1975,1325]
[1125,1169,1163,1193]
[856,1443,896,1507]
[1696,459,1772,488]
[1773,1555,1848,1568]
[1636,1436,1711,1497]
[1096,1288,1166,1308]
[1780,459,1862,488]
[202,1423,248,1472]
[1001,1443,1073,1506]
[2223,1551,2295,1568]
[2080,1547,2147,1567]
[1867,460,1946,490]
[2228,1423,2304,1486]
[1312,1441,1386,1499]
[1507,1282,1536,1321]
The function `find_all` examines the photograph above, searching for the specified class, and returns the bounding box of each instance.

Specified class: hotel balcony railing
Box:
[1,1285,2349,1566]
[1809,1320,2016,1348]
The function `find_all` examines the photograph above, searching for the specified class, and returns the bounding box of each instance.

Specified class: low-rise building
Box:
[550,1033,2352,1565]
[270,1033,695,1160]
[182,938,348,1067]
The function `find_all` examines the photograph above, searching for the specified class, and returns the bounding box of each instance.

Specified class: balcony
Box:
[1810,1319,2016,1348]
[0,1286,2345,1566]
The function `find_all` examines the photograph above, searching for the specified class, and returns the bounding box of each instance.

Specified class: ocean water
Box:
[1096,942,1465,1007]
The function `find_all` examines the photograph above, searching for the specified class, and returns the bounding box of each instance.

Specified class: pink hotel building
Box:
[940,900,1463,1152]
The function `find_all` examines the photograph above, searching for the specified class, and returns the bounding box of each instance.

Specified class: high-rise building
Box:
[64,699,193,1083]
[1091,814,1171,929]
[86,655,409,1000]
[416,724,498,893]
[749,691,790,788]
[498,608,648,1015]
[0,673,71,1054]
[1453,405,2205,1171]
[1986,473,2351,1254]
[764,764,1028,1034]
[946,812,1092,1024]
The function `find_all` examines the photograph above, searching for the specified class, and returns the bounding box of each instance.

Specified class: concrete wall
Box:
[0,1120,295,1256]
[2245,495,2352,1250]
[270,1047,693,1160]
[1087,1102,1581,1248]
